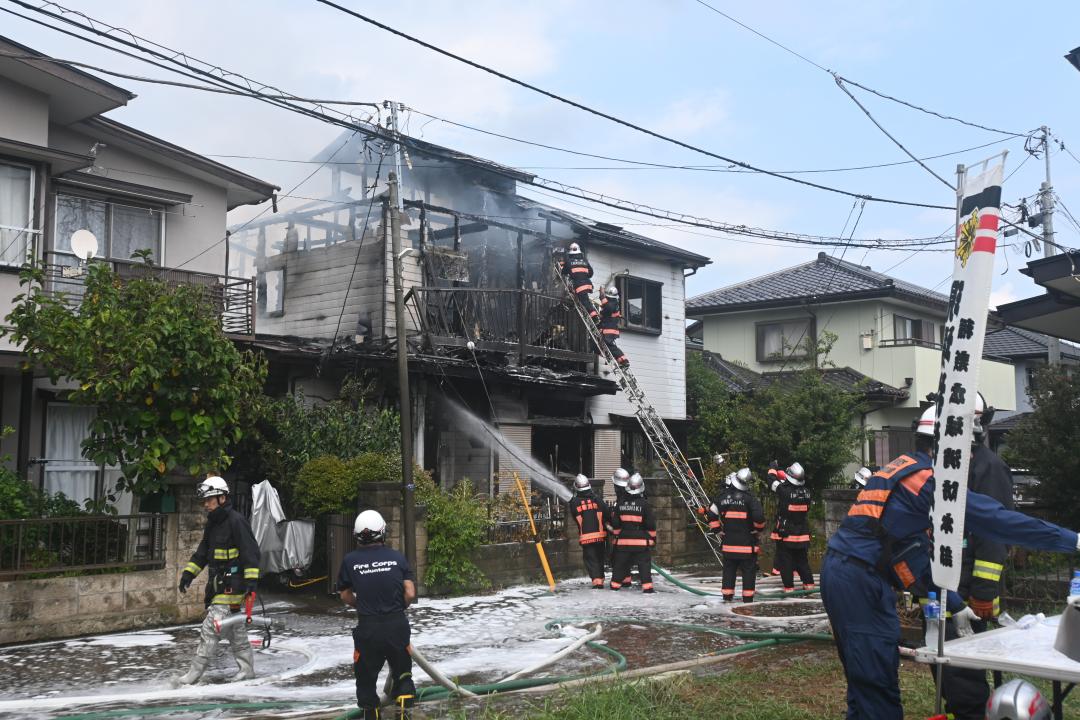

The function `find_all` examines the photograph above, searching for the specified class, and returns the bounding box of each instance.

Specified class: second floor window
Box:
[893,315,939,346]
[53,193,162,268]
[617,275,663,333]
[756,318,814,362]
[0,162,38,267]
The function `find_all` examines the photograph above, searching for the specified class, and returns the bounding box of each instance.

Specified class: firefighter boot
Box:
[229,645,256,682]
[174,656,208,686]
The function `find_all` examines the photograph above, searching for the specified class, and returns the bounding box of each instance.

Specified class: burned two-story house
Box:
[229,131,709,495]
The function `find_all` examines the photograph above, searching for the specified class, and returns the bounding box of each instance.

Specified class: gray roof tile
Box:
[984,326,1080,360]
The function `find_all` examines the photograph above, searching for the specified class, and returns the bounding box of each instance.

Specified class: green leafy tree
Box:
[415,474,488,592]
[1003,366,1080,527]
[3,259,266,498]
[686,351,740,460]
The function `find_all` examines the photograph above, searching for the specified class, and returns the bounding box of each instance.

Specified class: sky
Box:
[6,0,1080,306]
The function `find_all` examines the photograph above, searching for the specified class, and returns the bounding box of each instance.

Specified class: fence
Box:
[0,514,166,578]
[1004,549,1074,609]
[484,496,567,545]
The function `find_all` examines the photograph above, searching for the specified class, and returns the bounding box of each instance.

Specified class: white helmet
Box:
[853,467,872,488]
[626,473,645,496]
[731,467,751,492]
[612,468,630,488]
[568,242,582,255]
[786,462,805,486]
[713,453,725,466]
[985,678,1050,720]
[606,285,619,297]
[196,476,229,499]
[724,472,735,487]
[574,473,592,493]
[354,509,387,544]
[916,404,937,437]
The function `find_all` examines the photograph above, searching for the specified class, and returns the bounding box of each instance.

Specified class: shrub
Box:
[294,456,352,517]
[416,475,488,592]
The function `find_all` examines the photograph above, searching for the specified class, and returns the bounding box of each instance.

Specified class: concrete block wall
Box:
[823,488,857,542]
[0,484,206,645]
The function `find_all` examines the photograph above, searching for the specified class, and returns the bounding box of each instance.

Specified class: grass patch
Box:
[438,645,1080,719]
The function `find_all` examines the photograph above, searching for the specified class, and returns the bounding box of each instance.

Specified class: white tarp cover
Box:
[251,480,314,574]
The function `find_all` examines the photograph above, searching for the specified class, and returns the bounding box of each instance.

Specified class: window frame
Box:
[257,267,286,318]
[51,190,166,266]
[0,160,41,268]
[755,316,815,363]
[616,275,663,335]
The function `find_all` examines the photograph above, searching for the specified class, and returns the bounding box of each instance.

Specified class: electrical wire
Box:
[310,0,952,210]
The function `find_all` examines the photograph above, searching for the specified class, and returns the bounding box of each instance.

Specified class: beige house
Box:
[686,251,1016,467]
[0,36,276,509]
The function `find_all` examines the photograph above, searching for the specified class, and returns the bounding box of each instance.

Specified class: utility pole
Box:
[387,101,416,570]
[1039,126,1062,366]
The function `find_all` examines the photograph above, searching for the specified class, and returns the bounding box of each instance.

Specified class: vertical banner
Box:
[931,154,1006,591]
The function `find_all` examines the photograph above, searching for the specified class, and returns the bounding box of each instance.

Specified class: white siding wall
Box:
[0,76,49,145]
[585,246,687,422]
[593,427,621,502]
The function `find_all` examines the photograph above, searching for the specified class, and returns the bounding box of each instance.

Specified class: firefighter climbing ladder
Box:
[556,266,724,566]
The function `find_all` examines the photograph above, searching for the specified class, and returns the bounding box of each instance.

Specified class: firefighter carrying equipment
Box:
[182,498,261,608]
[559,247,597,319]
[610,493,656,592]
[823,449,1080,719]
[599,288,628,366]
[354,510,388,545]
[770,468,814,591]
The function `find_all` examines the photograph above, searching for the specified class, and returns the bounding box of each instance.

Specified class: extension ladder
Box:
[556,265,724,565]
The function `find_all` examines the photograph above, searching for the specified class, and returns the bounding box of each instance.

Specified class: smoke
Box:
[444,398,572,501]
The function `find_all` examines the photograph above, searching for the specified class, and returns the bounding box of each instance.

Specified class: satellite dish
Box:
[69,229,99,261]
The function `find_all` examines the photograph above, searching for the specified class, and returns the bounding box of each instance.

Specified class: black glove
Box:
[178,571,194,594]
[769,460,779,470]
[245,580,258,596]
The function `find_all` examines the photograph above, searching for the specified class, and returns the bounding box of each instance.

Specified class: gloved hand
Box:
[967,596,997,620]
[245,580,258,596]
[953,606,980,637]
[178,571,194,594]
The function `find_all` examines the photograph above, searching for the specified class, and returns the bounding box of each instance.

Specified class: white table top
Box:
[914,615,1080,685]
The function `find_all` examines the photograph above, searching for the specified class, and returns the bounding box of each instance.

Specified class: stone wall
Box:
[0,485,206,645]
[823,488,857,542]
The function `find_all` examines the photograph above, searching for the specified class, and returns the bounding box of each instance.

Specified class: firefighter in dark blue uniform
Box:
[338,510,416,720]
[768,461,815,592]
[598,285,629,366]
[821,405,1080,719]
[569,474,609,588]
[559,242,598,321]
[940,394,1014,720]
[608,469,633,588]
[705,467,765,602]
[610,474,656,592]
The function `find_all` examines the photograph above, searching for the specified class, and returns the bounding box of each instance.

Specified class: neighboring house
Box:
[686,251,1016,468]
[996,251,1080,345]
[0,37,276,510]
[227,130,709,494]
[983,325,1080,421]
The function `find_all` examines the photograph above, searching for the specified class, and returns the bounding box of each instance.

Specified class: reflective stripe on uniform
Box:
[213,548,240,560]
[210,593,245,605]
[972,560,1004,582]
[788,504,809,512]
[722,545,755,554]
[184,562,202,575]
[617,538,649,546]
[723,511,748,519]
[782,534,811,543]
[579,531,606,544]
[244,568,260,579]
[620,514,643,523]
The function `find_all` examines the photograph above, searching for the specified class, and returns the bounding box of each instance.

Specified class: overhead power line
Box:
[310,0,950,210]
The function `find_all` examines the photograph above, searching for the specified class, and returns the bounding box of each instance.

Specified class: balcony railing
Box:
[406,286,593,363]
[41,254,255,336]
[0,513,166,579]
[878,337,942,350]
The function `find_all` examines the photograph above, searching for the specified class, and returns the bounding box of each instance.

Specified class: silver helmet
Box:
[626,473,645,496]
[731,467,752,492]
[786,462,805,486]
[574,473,592,493]
[985,678,1050,720]
[611,468,630,488]
[853,467,872,488]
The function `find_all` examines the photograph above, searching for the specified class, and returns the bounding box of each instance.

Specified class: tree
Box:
[1003,365,1080,527]
[3,258,266,498]
[685,351,740,459]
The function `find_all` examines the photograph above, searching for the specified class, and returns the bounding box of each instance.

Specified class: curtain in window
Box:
[111,204,160,262]
[43,404,98,506]
[55,195,107,256]
[0,164,33,266]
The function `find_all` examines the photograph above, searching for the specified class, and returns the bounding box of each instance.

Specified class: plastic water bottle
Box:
[924,591,941,649]
[1069,570,1080,602]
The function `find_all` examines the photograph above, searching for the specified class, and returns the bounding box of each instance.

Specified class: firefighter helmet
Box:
[916,403,938,436]
[626,473,645,496]
[713,453,725,466]
[853,467,872,488]
[354,510,387,544]
[612,468,630,488]
[574,474,592,493]
[568,242,582,255]
[985,678,1051,720]
[731,467,751,491]
[606,285,619,297]
[196,476,229,499]
[786,462,805,486]
[973,391,996,438]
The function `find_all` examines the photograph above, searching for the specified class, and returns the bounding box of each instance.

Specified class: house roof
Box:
[697,350,908,403]
[988,411,1031,433]
[984,326,1080,360]
[687,251,948,315]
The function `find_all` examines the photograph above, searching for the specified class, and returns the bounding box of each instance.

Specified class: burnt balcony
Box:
[405,286,593,363]
[41,253,255,337]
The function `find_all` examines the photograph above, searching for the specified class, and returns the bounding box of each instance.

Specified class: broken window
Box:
[618,276,663,333]
[258,268,285,317]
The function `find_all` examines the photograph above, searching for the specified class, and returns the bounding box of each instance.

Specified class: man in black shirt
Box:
[338,510,416,720]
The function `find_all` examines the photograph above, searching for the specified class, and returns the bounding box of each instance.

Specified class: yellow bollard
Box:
[514,471,557,591]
